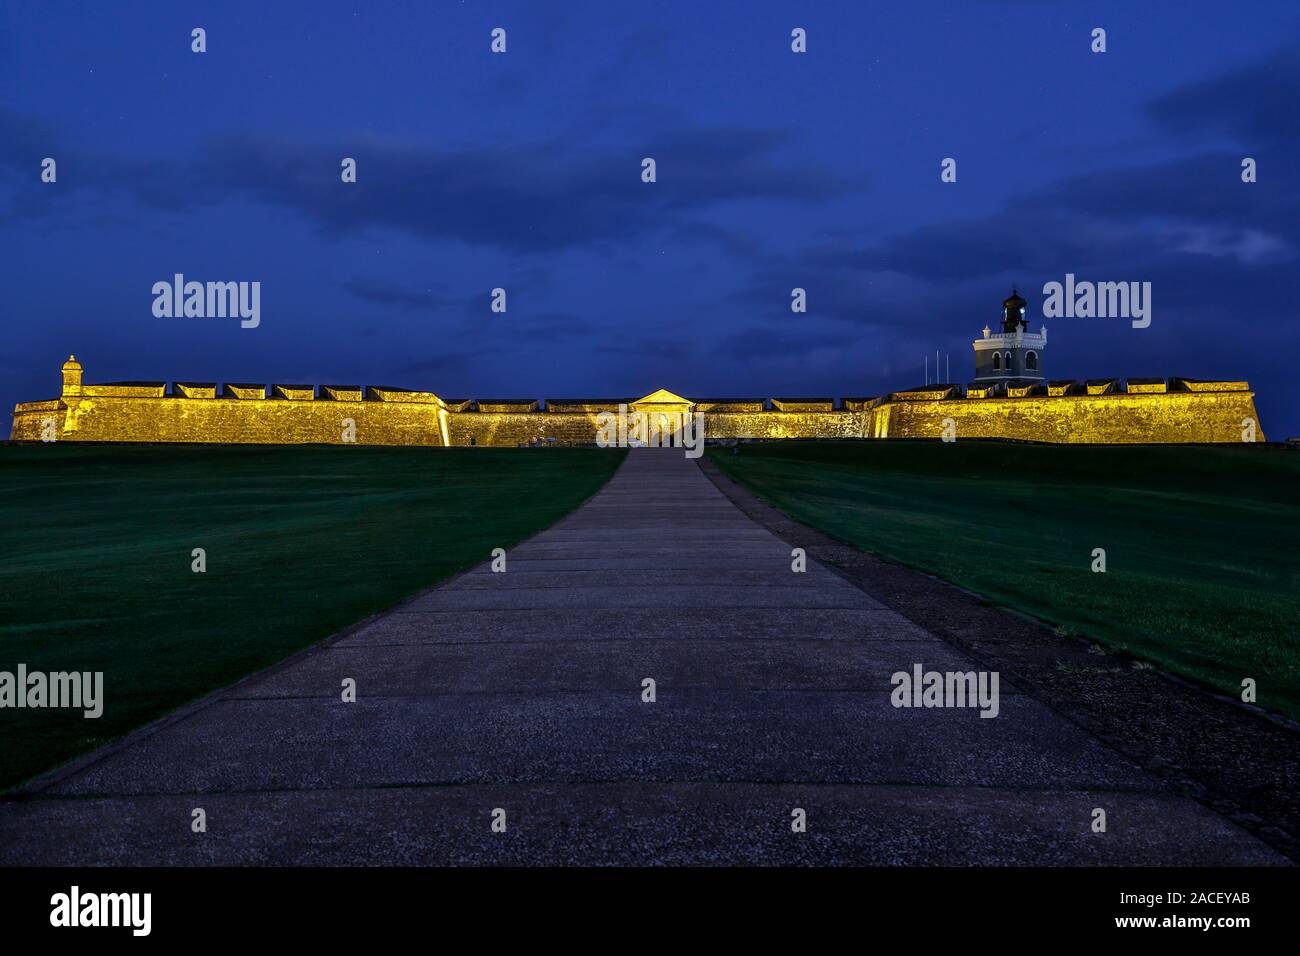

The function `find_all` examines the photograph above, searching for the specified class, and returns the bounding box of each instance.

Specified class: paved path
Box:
[0,450,1284,864]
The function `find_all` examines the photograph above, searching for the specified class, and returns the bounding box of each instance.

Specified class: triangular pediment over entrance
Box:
[630,388,694,408]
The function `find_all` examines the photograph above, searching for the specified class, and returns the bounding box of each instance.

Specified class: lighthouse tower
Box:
[973,289,1046,383]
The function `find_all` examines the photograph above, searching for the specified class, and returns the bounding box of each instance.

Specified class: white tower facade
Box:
[973,289,1046,382]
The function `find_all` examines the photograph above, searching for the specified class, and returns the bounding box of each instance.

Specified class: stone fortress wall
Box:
[9,357,1264,445]
[871,381,1262,444]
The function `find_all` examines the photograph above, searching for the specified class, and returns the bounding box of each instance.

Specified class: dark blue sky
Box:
[3,1,1297,435]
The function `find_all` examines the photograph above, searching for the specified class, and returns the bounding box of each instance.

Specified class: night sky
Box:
[3,1,1297,436]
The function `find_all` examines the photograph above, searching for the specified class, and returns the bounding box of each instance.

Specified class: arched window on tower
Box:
[992,352,1001,370]
[1026,351,1037,371]
[1004,351,1013,369]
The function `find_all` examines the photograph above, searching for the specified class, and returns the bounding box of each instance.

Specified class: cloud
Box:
[513,312,596,341]
[202,126,850,252]
[664,219,762,258]
[595,335,692,362]
[769,40,1300,304]
[1147,41,1300,150]
[715,326,852,361]
[0,110,854,254]
[342,277,442,311]
[396,350,493,375]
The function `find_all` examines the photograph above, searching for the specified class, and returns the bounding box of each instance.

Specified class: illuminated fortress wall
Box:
[703,411,869,440]
[9,358,1265,446]
[10,401,65,441]
[872,381,1263,443]
[13,393,451,446]
[444,411,872,445]
[10,361,451,446]
[447,411,606,447]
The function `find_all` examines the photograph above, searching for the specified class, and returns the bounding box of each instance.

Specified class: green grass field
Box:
[710,441,1300,720]
[0,443,625,790]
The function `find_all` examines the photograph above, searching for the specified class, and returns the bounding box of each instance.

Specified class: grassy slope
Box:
[710,441,1300,720]
[0,444,625,789]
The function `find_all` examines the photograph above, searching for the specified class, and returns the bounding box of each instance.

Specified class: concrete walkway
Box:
[0,450,1285,864]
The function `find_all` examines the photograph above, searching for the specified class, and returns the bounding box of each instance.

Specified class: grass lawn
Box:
[710,441,1300,720]
[0,443,625,790]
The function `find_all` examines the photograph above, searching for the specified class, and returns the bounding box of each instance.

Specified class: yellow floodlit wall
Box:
[872,389,1262,443]
[9,357,1266,446]
[12,394,450,446]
